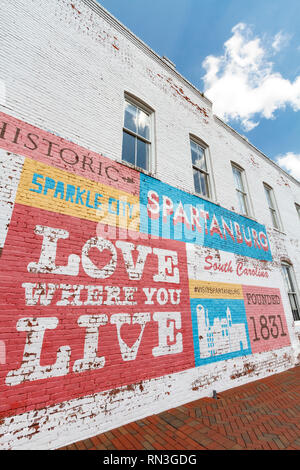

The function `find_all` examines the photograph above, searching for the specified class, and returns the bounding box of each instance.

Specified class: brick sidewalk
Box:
[60,366,300,450]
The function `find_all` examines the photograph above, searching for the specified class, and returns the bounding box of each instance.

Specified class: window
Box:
[296,203,300,221]
[264,183,281,230]
[122,97,152,172]
[190,139,210,198]
[231,164,250,216]
[281,263,300,321]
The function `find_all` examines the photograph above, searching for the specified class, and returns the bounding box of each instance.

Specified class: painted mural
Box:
[189,280,290,367]
[0,111,291,421]
[140,174,272,261]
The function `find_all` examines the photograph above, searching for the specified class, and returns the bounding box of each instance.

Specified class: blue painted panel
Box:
[190,298,252,366]
[140,174,272,261]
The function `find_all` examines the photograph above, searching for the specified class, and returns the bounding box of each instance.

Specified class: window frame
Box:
[281,262,300,322]
[231,162,252,217]
[189,135,214,200]
[296,203,300,221]
[122,93,155,173]
[263,183,282,230]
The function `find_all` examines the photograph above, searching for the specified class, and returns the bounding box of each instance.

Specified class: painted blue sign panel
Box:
[140,174,272,261]
[190,298,252,366]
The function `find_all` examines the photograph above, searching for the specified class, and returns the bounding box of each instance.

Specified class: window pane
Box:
[136,139,149,171]
[286,267,296,292]
[199,172,209,197]
[122,131,136,166]
[124,102,137,134]
[264,186,273,208]
[237,191,247,215]
[191,141,206,170]
[270,208,279,229]
[193,169,201,194]
[193,169,209,197]
[196,151,206,171]
[282,264,300,321]
[137,109,150,140]
[233,167,244,191]
[191,141,198,163]
[282,265,292,291]
[289,293,298,311]
[289,294,300,321]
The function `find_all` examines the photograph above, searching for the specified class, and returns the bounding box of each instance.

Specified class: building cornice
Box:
[82,0,212,108]
[214,115,300,187]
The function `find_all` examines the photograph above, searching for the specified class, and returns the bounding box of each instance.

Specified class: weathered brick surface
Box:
[0,0,299,450]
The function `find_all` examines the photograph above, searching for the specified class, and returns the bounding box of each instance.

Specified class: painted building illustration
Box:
[196,304,249,358]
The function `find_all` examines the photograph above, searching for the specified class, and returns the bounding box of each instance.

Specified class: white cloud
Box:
[202,23,300,131]
[272,31,291,52]
[276,152,300,180]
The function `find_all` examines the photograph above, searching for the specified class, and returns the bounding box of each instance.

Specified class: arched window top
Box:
[280,257,293,266]
[189,134,209,149]
[231,161,245,172]
[124,91,154,114]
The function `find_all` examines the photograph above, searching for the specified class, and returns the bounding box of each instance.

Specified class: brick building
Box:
[0,0,299,449]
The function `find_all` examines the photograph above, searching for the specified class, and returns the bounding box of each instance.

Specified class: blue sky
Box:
[98,0,300,181]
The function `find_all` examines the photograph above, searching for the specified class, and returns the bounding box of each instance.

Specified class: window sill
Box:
[271,227,286,236]
[116,158,156,178]
[230,209,258,223]
[190,191,215,204]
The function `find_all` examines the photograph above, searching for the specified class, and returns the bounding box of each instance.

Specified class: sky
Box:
[98,0,300,181]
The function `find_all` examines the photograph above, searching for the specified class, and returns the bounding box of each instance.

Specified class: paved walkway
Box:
[60,366,300,450]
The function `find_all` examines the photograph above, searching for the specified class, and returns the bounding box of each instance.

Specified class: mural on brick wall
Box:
[0,111,291,422]
[189,280,290,366]
[190,281,252,365]
[140,174,272,261]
